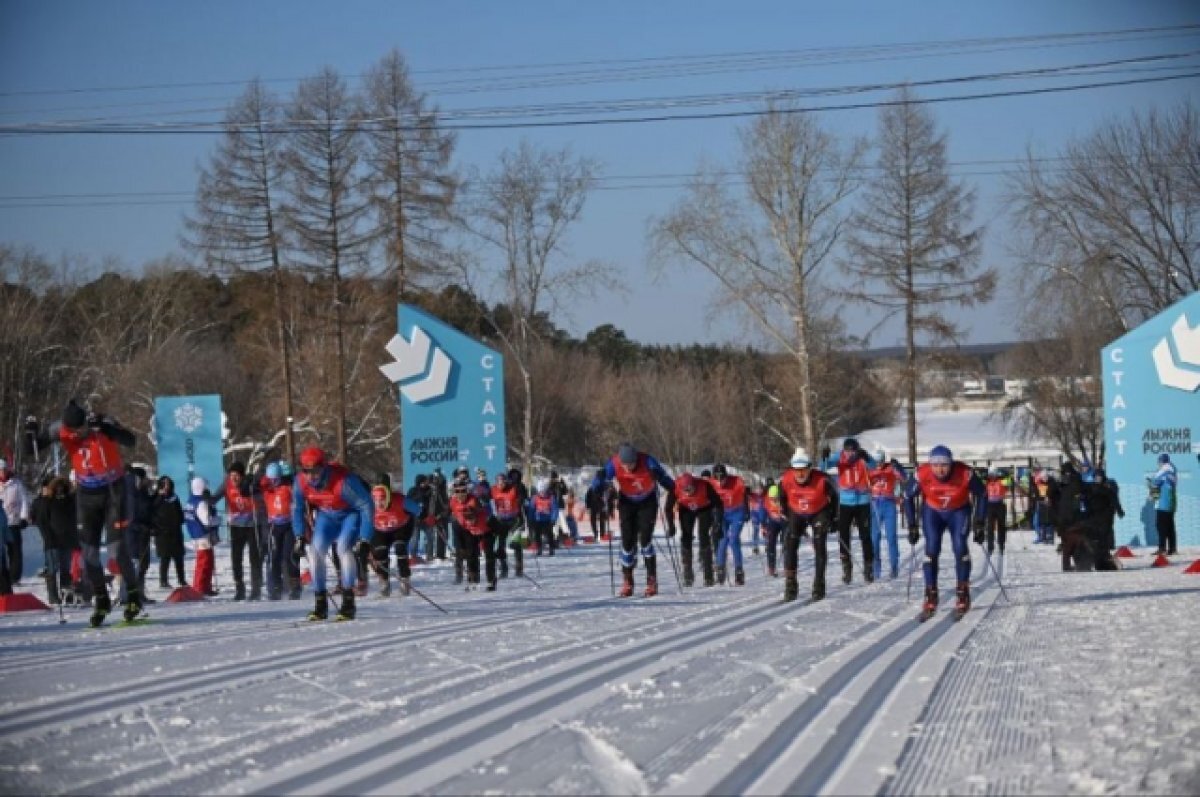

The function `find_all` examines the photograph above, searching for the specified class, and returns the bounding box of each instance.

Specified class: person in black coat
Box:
[34,477,80,605]
[153,476,187,588]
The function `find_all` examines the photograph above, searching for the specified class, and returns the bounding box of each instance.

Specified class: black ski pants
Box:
[456,529,496,583]
[618,496,658,577]
[677,506,716,578]
[837,503,874,573]
[370,521,414,580]
[77,482,136,602]
[784,510,833,584]
[268,523,299,595]
[985,502,1008,554]
[588,506,608,540]
[1156,510,1177,555]
[229,523,263,590]
[493,516,519,569]
[157,529,187,586]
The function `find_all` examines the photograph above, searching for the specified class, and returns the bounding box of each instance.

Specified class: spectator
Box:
[0,458,31,585]
[1149,453,1179,556]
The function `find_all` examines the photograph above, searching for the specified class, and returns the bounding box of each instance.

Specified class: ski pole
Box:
[657,507,684,594]
[978,541,1011,603]
[521,571,544,589]
[906,542,919,601]
[407,581,449,614]
[607,519,615,597]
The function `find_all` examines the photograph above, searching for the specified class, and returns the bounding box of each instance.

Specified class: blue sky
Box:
[1,0,1197,348]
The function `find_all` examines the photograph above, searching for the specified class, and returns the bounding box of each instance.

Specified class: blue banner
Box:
[154,395,224,497]
[380,304,506,488]
[1103,292,1200,547]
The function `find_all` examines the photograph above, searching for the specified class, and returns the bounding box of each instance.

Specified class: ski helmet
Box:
[299,446,326,471]
[508,467,522,482]
[278,461,294,478]
[712,463,728,478]
[789,448,811,469]
[617,443,637,467]
[62,399,87,429]
[265,462,282,480]
[843,437,860,451]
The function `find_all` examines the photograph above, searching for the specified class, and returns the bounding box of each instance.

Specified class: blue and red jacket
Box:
[604,452,674,502]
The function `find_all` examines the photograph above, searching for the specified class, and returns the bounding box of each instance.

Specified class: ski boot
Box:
[783,570,799,602]
[918,587,938,622]
[123,590,144,623]
[336,591,356,621]
[811,577,826,602]
[618,566,635,598]
[399,577,412,596]
[953,581,971,620]
[308,591,329,621]
[682,562,694,588]
[841,560,853,585]
[864,560,875,584]
[354,577,368,597]
[702,563,715,587]
[890,565,899,579]
[499,558,509,579]
[249,578,263,601]
[159,578,171,590]
[379,576,391,598]
[233,581,246,601]
[466,572,480,591]
[734,568,745,586]
[487,578,497,592]
[89,592,112,628]
[454,560,464,584]
[644,575,658,597]
[716,567,727,585]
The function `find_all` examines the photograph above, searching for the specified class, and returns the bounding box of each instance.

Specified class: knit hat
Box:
[928,445,953,465]
[789,448,812,468]
[63,400,87,429]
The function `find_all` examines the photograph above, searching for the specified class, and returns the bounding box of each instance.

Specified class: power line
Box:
[2,23,1195,103]
[1,70,1195,136]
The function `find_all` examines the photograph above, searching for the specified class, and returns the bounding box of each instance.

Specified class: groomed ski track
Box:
[1,529,1197,795]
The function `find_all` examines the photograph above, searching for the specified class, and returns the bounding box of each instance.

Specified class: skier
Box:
[152,476,187,591]
[982,466,1009,557]
[185,477,219,597]
[663,471,724,587]
[867,448,906,579]
[821,438,877,584]
[528,478,559,556]
[778,448,839,601]
[604,442,675,598]
[262,463,300,600]
[0,459,30,586]
[761,484,788,578]
[904,445,986,621]
[584,469,609,541]
[369,482,422,596]
[490,469,523,577]
[292,446,374,621]
[36,400,139,626]
[747,484,765,555]
[711,464,748,586]
[218,462,264,601]
[448,475,498,590]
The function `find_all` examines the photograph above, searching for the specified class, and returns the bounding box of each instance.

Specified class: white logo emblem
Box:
[1151,312,1200,392]
[379,325,453,403]
[173,402,204,433]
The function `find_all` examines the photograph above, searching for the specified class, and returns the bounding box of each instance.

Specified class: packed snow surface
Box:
[1,530,1197,795]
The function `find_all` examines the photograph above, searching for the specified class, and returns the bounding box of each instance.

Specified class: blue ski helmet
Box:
[928,445,953,465]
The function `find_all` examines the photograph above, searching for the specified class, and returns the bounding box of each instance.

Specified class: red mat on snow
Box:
[0,593,50,612]
[165,585,207,603]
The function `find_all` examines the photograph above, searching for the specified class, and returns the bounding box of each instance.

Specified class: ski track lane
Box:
[15,586,769,795]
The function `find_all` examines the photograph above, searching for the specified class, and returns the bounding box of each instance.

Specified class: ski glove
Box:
[908,527,920,546]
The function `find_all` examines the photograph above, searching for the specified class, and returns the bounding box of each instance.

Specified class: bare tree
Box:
[464,139,600,476]
[844,87,995,464]
[186,80,299,461]
[1009,98,1200,331]
[281,67,372,462]
[651,106,864,452]
[362,50,458,302]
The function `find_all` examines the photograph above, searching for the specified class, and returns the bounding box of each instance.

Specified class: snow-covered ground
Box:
[1,528,1198,796]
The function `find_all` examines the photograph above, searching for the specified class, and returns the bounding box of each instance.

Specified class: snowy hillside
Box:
[853,398,1061,464]
[1,527,1197,795]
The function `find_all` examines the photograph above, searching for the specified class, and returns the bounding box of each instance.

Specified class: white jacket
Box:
[0,477,30,525]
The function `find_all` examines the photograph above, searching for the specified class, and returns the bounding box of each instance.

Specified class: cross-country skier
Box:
[218,462,263,601]
[867,449,906,579]
[605,442,675,598]
[711,464,748,586]
[663,471,724,586]
[38,400,139,626]
[448,475,498,590]
[490,470,523,577]
[584,469,610,542]
[821,438,877,584]
[904,445,986,621]
[761,484,788,578]
[528,478,559,556]
[747,484,765,555]
[982,466,1009,557]
[292,446,373,621]
[262,463,300,600]
[369,481,422,596]
[778,449,840,602]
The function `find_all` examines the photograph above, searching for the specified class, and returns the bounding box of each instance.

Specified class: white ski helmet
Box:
[789,448,812,468]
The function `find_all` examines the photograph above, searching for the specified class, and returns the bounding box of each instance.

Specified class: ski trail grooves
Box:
[237,595,819,794]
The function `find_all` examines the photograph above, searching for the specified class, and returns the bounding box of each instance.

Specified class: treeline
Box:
[0,245,892,478]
